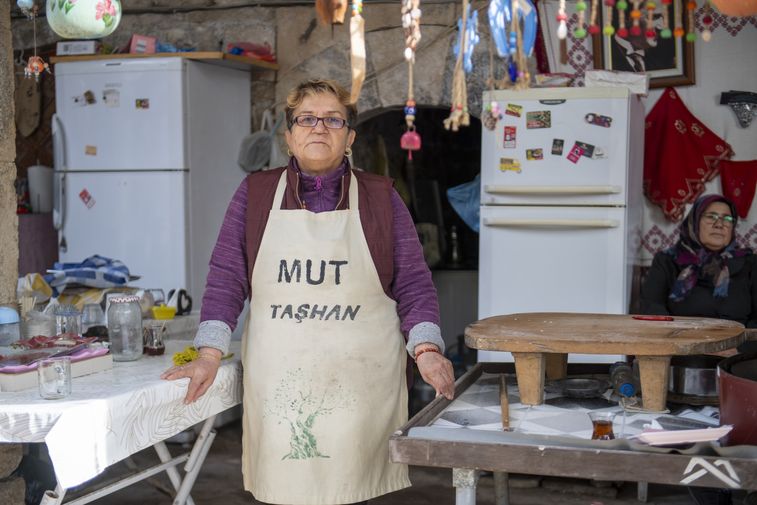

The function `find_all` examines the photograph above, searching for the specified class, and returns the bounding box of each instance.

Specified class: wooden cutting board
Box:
[465,313,746,355]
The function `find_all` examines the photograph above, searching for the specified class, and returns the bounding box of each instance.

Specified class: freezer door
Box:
[480,88,641,206]
[58,172,188,294]
[478,205,631,363]
[54,59,186,170]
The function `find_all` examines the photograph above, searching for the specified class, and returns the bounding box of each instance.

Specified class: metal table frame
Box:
[390,363,757,505]
[38,414,219,505]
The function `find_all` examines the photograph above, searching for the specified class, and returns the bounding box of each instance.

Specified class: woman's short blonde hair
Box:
[285,79,358,130]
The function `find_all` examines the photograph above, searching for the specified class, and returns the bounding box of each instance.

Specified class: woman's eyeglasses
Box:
[701,212,735,226]
[291,115,348,129]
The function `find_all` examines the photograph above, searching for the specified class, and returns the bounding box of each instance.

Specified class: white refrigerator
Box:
[52,57,251,302]
[478,87,644,363]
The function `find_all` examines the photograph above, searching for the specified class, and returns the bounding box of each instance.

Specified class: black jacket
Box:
[640,252,757,352]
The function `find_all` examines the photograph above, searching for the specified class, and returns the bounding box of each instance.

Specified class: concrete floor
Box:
[60,419,752,505]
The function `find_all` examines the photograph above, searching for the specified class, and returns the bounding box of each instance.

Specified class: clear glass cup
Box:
[38,357,72,400]
[81,303,106,334]
[588,411,617,440]
[54,305,82,337]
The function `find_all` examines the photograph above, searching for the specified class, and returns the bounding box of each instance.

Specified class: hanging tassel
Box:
[349,0,365,103]
[315,0,348,25]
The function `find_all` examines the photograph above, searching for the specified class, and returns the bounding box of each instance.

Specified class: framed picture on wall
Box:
[592,2,695,88]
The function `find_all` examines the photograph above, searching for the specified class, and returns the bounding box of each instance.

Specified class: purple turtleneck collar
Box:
[290,156,350,213]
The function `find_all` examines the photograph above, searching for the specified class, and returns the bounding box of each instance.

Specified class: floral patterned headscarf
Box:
[666,194,752,301]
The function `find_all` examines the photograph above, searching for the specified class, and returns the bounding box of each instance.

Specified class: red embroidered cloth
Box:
[719,159,757,218]
[644,87,733,222]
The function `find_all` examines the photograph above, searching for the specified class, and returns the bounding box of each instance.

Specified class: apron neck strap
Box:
[271,167,359,211]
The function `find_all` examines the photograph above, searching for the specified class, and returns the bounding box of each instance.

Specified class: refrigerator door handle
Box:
[52,114,66,231]
[483,218,620,229]
[484,185,622,195]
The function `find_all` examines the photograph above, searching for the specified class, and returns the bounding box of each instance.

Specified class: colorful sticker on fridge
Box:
[551,139,564,155]
[85,145,97,156]
[499,157,522,173]
[135,98,150,109]
[526,149,544,160]
[526,111,551,129]
[103,89,120,108]
[585,113,612,128]
[505,103,523,117]
[504,126,517,148]
[79,189,96,209]
[573,141,606,159]
[567,144,585,164]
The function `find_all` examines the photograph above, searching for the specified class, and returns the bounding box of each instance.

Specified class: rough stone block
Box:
[0,476,25,505]
[0,445,22,479]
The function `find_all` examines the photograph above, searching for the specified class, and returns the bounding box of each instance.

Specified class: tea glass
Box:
[38,357,72,400]
[588,411,617,440]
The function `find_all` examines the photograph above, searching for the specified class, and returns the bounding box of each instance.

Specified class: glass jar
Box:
[54,304,82,337]
[107,295,143,362]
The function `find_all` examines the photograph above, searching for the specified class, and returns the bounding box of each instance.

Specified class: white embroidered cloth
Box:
[0,341,242,488]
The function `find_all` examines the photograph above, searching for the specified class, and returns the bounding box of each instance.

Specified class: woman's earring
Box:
[345,147,353,157]
[287,148,293,157]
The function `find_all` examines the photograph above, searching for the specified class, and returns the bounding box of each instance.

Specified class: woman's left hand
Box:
[416,351,455,400]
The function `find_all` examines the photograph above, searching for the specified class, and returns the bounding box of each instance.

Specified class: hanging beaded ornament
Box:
[616,0,629,37]
[512,0,530,87]
[701,0,713,41]
[556,0,568,39]
[630,0,643,36]
[588,0,601,35]
[401,0,422,158]
[444,0,470,131]
[645,0,657,40]
[574,0,588,38]
[673,0,685,37]
[659,0,672,38]
[686,0,697,42]
[18,1,51,81]
[603,0,616,36]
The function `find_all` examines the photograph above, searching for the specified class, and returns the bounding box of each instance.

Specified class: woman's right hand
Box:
[161,350,222,404]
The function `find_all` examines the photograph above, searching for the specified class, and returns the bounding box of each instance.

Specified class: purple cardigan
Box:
[194,163,444,356]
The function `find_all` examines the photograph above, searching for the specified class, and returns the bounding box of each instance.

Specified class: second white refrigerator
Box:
[478,87,645,363]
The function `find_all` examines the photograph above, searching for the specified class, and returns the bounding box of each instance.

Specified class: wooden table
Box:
[465,313,745,411]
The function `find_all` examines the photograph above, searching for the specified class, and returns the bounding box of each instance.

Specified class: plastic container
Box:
[27,164,53,213]
[609,361,637,397]
[152,304,177,320]
[0,307,21,346]
[108,295,143,362]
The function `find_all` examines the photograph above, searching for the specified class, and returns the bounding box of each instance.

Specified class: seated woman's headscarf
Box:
[667,194,752,301]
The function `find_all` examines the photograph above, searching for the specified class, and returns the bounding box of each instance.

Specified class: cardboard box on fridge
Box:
[128,34,157,54]
[0,353,113,392]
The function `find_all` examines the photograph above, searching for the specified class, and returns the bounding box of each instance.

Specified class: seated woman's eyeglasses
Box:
[702,212,735,226]
[292,115,348,129]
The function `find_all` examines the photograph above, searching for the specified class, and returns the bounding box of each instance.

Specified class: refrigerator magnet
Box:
[499,157,522,173]
[585,113,612,128]
[504,126,517,148]
[505,103,523,117]
[567,144,584,163]
[85,145,97,156]
[78,189,96,209]
[526,111,551,129]
[551,139,564,155]
[103,89,120,108]
[526,149,544,160]
[135,98,150,109]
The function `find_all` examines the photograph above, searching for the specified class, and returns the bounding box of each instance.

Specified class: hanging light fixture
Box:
[46,0,122,39]
[709,0,757,16]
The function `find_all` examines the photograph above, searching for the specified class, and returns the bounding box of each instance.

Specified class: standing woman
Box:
[163,79,455,504]
[640,193,757,352]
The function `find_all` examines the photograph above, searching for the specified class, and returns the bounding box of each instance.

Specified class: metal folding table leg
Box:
[154,441,196,505]
[173,416,217,505]
[453,468,479,505]
[493,472,510,505]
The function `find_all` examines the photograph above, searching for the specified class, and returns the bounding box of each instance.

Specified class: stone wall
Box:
[10,1,495,127]
[1,0,20,305]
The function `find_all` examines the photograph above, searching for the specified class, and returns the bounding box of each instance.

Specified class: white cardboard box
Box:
[56,41,99,56]
[0,353,113,392]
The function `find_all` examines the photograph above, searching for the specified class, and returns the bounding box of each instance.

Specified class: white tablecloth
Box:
[0,341,242,488]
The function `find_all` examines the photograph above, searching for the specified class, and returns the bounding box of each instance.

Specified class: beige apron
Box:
[241,171,410,504]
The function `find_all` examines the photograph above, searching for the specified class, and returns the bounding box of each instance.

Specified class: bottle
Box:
[449,225,462,267]
[107,295,143,362]
[610,361,637,397]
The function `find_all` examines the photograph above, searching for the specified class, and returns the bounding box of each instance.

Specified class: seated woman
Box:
[640,194,756,505]
[640,194,756,354]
